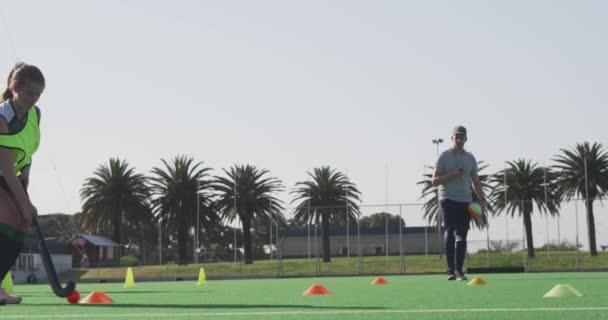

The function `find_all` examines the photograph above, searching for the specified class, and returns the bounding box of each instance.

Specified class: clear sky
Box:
[1,0,606,249]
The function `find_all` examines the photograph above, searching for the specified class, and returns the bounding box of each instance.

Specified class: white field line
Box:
[1,306,608,319]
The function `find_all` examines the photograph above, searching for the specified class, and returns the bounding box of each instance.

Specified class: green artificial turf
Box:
[65,252,608,281]
[1,272,607,320]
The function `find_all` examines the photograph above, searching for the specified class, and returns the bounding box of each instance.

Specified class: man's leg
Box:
[455,227,469,274]
[444,227,456,279]
[440,199,457,279]
[455,205,471,281]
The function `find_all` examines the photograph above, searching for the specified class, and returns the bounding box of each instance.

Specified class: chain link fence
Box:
[35,198,604,283]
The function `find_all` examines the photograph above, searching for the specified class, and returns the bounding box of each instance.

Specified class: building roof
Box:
[75,235,121,247]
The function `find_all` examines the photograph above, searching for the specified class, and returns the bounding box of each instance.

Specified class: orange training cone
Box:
[79,291,114,304]
[303,284,331,295]
[371,277,389,285]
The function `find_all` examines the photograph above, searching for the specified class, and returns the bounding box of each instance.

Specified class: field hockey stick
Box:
[33,221,76,298]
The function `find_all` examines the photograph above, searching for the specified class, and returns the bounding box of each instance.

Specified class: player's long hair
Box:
[2,62,45,100]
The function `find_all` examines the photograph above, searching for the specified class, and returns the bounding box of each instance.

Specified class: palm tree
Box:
[149,155,215,264]
[290,166,361,263]
[212,164,283,264]
[417,161,493,230]
[80,158,152,249]
[553,142,608,256]
[489,159,560,258]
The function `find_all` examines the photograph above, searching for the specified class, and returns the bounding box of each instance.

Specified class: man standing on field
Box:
[432,126,485,281]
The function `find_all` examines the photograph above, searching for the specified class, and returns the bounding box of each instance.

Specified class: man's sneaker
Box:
[447,272,456,280]
[455,271,467,281]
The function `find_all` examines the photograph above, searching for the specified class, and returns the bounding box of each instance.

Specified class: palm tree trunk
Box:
[586,199,598,256]
[523,208,535,258]
[177,221,188,264]
[322,211,331,263]
[113,211,121,247]
[242,217,253,264]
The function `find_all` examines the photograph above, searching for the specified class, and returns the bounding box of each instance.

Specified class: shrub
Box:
[120,254,139,267]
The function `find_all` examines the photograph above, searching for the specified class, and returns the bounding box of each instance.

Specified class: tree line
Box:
[417,142,608,257]
[48,141,606,265]
[71,158,363,265]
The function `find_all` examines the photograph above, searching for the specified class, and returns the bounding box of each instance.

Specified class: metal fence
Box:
[59,198,608,282]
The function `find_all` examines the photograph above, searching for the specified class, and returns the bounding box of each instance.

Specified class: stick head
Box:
[54,281,76,298]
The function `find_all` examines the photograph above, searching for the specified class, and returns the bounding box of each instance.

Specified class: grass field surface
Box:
[66,251,608,281]
[2,272,607,320]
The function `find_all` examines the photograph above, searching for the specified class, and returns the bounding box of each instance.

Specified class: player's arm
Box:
[470,157,485,203]
[20,107,40,191]
[20,165,30,190]
[432,167,464,187]
[471,174,485,202]
[0,119,37,226]
[471,172,486,216]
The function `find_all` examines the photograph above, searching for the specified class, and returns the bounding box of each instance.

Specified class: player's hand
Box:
[20,200,37,227]
[452,168,465,178]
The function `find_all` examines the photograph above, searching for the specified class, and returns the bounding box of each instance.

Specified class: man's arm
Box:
[432,167,464,187]
[471,174,486,213]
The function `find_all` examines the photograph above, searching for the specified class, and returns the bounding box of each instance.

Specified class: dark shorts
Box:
[0,223,26,242]
[439,198,471,231]
[0,176,28,240]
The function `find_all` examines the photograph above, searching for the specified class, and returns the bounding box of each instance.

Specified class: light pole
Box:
[432,138,443,258]
[345,185,349,258]
[432,139,443,157]
[269,199,273,261]
[234,184,238,263]
[195,180,201,264]
[158,218,162,266]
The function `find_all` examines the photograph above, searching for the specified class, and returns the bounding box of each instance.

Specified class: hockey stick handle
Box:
[33,221,76,298]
